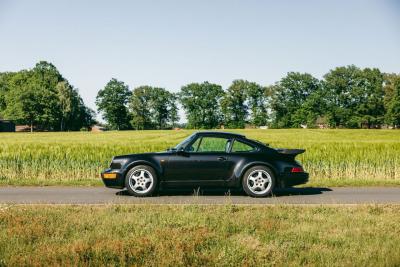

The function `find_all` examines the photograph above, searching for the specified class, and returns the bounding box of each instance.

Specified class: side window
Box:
[185,137,201,152]
[231,140,255,152]
[196,137,230,152]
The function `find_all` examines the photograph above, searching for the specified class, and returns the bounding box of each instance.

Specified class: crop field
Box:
[0,204,399,266]
[0,129,399,186]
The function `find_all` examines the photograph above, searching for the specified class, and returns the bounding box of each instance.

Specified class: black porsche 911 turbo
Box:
[101,131,308,197]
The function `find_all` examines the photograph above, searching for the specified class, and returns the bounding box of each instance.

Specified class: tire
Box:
[125,165,158,197]
[242,165,275,198]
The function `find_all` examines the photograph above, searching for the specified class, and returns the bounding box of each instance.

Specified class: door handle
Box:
[217,156,227,161]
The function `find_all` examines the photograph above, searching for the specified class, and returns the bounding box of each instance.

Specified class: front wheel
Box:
[125,165,158,197]
[242,166,275,197]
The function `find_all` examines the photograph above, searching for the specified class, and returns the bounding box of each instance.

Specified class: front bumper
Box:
[101,168,125,188]
[280,172,309,187]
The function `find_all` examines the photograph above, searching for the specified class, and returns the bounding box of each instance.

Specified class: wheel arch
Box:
[123,160,162,179]
[238,162,279,185]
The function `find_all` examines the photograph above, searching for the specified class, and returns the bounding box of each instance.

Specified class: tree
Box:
[149,87,179,129]
[323,65,360,128]
[130,86,179,130]
[30,61,64,130]
[384,74,400,127]
[221,80,248,128]
[324,66,384,128]
[129,86,152,130]
[3,70,59,132]
[1,62,94,131]
[247,82,270,126]
[355,68,384,128]
[169,93,180,128]
[57,81,96,131]
[57,81,74,131]
[179,82,224,129]
[0,72,14,117]
[96,78,131,130]
[271,72,321,128]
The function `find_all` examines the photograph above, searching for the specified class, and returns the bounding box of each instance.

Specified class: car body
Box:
[101,131,309,197]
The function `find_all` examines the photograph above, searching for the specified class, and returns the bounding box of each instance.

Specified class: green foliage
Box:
[57,81,95,131]
[129,86,152,130]
[1,63,399,130]
[0,62,94,131]
[179,82,224,129]
[96,78,131,130]
[271,72,321,128]
[384,74,400,127]
[221,80,249,128]
[2,65,61,131]
[129,86,179,130]
[221,80,269,128]
[247,83,269,126]
[323,66,385,128]
[0,72,14,116]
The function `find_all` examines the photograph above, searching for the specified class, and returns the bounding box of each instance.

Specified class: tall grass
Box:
[0,129,399,186]
[0,204,400,266]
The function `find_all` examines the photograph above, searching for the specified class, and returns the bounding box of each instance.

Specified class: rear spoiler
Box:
[276,148,305,160]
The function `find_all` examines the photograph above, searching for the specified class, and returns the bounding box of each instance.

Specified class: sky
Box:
[0,0,399,122]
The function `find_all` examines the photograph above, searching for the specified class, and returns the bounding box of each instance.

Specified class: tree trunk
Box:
[30,121,33,133]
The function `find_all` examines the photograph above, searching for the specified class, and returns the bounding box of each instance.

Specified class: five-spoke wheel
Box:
[242,166,275,197]
[125,165,158,197]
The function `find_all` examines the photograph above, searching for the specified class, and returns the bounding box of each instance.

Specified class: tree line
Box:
[97,66,400,130]
[1,62,399,131]
[0,61,95,132]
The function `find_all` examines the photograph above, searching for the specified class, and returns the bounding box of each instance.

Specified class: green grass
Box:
[0,204,399,266]
[0,129,399,186]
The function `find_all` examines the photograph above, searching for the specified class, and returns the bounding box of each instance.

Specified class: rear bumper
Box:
[101,168,125,189]
[280,172,309,187]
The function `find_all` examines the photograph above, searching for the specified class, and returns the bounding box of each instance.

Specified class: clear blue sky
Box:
[0,0,399,121]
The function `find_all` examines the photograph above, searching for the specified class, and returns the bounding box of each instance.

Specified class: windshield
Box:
[173,133,196,150]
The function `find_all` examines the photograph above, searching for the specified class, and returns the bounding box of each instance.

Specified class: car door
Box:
[164,135,232,186]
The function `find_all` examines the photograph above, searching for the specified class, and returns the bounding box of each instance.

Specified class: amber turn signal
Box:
[103,173,117,179]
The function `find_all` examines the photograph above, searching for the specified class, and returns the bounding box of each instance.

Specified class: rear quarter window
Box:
[231,140,256,152]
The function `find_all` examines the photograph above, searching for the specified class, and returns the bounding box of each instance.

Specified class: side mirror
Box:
[176,147,186,156]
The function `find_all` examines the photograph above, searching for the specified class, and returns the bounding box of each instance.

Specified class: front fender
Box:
[122,160,163,178]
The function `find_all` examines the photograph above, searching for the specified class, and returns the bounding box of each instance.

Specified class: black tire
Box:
[242,165,275,198]
[125,165,158,197]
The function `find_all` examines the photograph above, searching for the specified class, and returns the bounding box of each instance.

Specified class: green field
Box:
[0,204,399,266]
[0,129,399,186]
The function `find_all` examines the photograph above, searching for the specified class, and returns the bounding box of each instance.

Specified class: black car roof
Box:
[195,131,245,138]
[194,131,269,149]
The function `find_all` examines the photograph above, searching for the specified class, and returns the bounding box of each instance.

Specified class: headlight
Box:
[109,158,127,169]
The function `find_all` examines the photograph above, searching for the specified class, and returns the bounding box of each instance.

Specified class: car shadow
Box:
[115,187,332,197]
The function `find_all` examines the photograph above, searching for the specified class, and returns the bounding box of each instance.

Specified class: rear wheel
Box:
[242,166,275,197]
[125,165,158,197]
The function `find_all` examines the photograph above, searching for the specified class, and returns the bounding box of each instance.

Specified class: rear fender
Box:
[237,161,279,184]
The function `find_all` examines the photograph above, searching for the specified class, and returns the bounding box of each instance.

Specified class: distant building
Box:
[90,125,106,132]
[0,120,16,132]
[15,125,32,132]
[315,116,328,129]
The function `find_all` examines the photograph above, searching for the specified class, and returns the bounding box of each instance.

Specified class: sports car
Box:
[101,131,308,197]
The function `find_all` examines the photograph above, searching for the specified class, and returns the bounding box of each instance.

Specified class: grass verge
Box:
[0,204,399,266]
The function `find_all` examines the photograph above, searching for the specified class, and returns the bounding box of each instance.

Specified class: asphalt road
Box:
[0,186,399,204]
